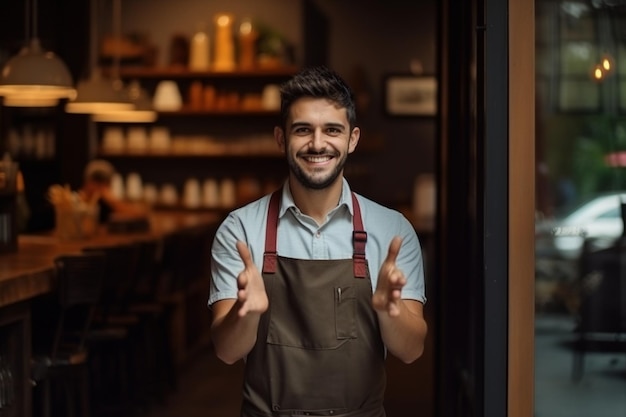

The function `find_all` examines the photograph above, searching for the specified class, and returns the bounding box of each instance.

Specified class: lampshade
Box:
[92,80,157,123]
[0,39,77,100]
[65,69,133,114]
[2,94,59,107]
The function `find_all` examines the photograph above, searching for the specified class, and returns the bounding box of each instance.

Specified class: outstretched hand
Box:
[372,236,407,317]
[235,241,269,317]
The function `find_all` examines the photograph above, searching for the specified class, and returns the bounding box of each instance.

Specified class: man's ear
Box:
[348,127,361,154]
[275,126,286,152]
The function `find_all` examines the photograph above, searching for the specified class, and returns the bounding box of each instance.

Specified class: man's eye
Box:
[326,128,341,135]
[294,127,310,135]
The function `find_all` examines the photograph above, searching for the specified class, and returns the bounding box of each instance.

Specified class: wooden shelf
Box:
[156,108,280,116]
[99,150,282,158]
[112,65,299,79]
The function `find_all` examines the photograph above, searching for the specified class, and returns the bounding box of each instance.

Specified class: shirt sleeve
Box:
[208,213,246,307]
[396,215,426,304]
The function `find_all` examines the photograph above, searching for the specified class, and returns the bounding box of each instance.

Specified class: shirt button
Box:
[315,231,321,238]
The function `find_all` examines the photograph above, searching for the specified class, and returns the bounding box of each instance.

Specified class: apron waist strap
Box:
[241,401,385,417]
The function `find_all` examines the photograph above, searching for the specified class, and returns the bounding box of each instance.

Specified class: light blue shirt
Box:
[208,178,426,306]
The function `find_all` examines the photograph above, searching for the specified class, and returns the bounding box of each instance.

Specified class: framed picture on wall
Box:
[384,74,437,117]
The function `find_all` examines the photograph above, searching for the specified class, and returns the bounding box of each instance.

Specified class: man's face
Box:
[276,97,360,190]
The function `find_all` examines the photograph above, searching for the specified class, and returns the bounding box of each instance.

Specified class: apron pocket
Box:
[266,285,353,349]
[335,286,357,339]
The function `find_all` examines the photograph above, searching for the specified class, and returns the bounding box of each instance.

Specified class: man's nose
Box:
[309,129,325,150]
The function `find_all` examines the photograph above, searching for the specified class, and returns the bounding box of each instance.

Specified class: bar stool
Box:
[82,242,143,416]
[152,225,216,368]
[129,239,178,397]
[30,251,106,417]
[84,241,173,414]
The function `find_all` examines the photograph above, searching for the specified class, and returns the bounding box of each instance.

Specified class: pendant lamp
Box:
[92,79,158,123]
[91,0,156,123]
[65,0,132,114]
[66,68,133,113]
[3,93,60,107]
[0,0,77,105]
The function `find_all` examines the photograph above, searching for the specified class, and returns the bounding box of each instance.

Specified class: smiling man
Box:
[208,66,428,417]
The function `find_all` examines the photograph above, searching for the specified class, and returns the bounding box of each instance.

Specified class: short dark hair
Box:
[84,159,115,184]
[279,66,357,130]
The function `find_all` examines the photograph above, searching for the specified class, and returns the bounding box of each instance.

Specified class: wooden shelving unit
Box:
[113,65,299,79]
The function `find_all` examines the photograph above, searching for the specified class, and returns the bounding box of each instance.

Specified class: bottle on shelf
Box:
[213,13,236,71]
[189,23,210,71]
[238,18,258,70]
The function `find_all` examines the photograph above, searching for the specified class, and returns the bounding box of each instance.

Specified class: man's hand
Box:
[236,241,269,317]
[372,236,407,317]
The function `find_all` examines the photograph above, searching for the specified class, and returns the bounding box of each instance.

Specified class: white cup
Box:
[183,177,201,209]
[262,84,281,111]
[102,127,125,153]
[220,178,237,208]
[202,178,220,208]
[149,126,171,152]
[126,172,143,201]
[110,173,125,200]
[127,127,148,152]
[160,183,179,206]
[153,80,183,111]
[143,183,158,205]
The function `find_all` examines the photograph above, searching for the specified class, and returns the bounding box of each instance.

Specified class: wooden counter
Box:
[0,210,222,308]
[0,210,222,417]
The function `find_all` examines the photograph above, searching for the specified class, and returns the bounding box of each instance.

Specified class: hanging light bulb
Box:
[600,53,614,74]
[65,0,132,114]
[0,0,76,103]
[592,63,605,81]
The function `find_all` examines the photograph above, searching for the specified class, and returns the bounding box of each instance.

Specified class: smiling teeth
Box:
[306,156,331,162]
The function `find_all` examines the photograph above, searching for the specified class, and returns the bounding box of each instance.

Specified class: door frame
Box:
[436,0,534,415]
[508,0,535,415]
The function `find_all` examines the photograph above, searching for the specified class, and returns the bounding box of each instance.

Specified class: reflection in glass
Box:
[535,1,626,416]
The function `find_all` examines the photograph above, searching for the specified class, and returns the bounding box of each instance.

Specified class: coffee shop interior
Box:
[0,0,439,416]
[1,0,625,416]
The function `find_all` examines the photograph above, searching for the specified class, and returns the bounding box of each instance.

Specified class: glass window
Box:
[535,1,626,416]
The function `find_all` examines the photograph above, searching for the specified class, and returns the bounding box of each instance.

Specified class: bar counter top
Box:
[0,210,222,308]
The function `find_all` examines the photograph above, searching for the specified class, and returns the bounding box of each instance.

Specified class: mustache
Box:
[297,149,338,157]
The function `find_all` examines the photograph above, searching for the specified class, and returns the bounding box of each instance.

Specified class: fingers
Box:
[372,288,402,317]
[236,240,254,269]
[384,236,403,265]
[374,237,406,317]
[237,276,251,316]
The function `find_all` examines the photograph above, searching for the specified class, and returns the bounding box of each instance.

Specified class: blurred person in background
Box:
[80,159,146,223]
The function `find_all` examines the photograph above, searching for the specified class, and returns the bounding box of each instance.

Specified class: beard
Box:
[287,150,347,190]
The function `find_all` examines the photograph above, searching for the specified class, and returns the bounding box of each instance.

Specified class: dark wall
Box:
[0,0,89,83]
[309,0,438,205]
[0,0,90,231]
[312,0,438,206]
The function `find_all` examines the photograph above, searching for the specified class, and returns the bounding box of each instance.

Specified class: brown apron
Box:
[241,190,386,417]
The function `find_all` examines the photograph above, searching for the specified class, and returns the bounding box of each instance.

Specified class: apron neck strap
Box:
[262,188,368,278]
[262,189,281,273]
[351,193,368,278]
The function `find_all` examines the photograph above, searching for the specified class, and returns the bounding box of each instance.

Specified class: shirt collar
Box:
[279,178,354,219]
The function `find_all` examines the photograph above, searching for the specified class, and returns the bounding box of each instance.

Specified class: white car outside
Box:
[535,192,626,260]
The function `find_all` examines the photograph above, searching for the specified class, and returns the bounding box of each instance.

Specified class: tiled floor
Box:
[139,344,434,417]
[139,313,626,417]
[534,313,626,417]
[140,347,244,417]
